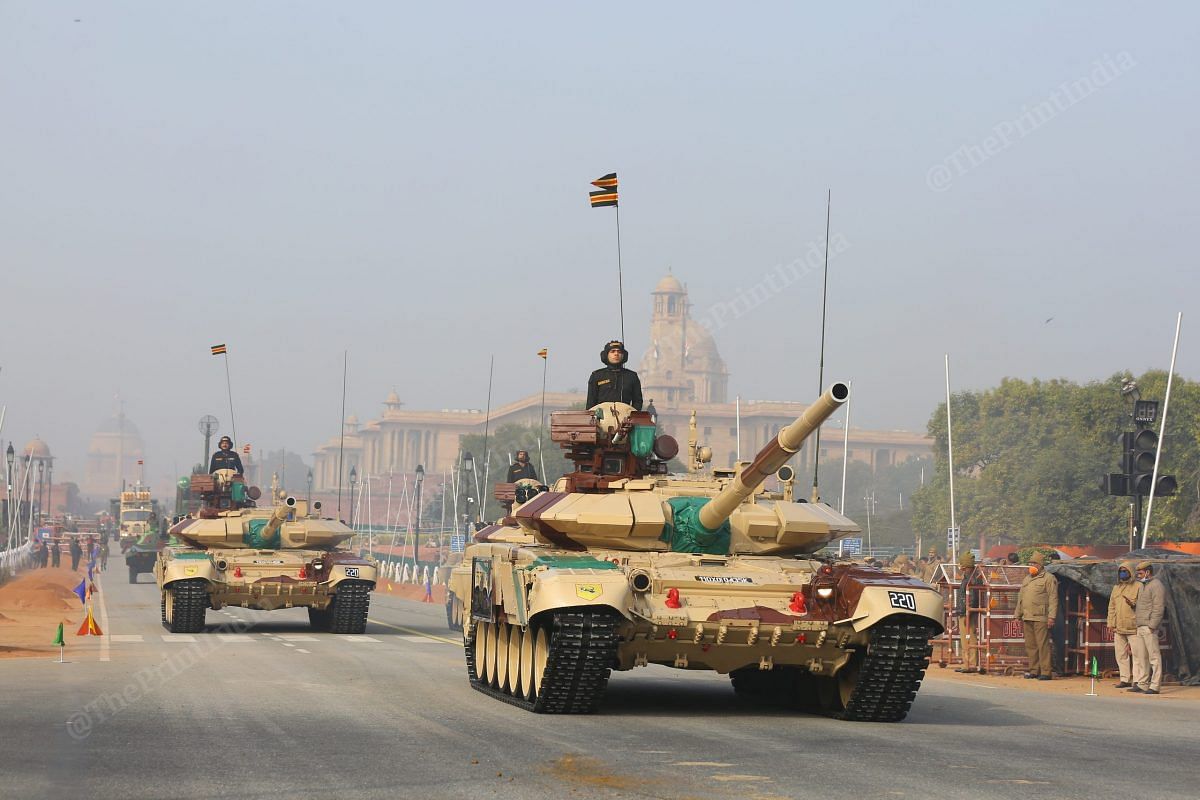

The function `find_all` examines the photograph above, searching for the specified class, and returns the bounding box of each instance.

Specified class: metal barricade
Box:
[928,563,961,667]
[972,565,1032,675]
[1062,582,1174,679]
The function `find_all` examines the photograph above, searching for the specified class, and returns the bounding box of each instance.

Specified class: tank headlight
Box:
[312,561,324,570]
[815,586,834,599]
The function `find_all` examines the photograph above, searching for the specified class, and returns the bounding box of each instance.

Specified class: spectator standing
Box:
[99,537,109,571]
[68,536,83,571]
[50,536,61,568]
[954,550,984,673]
[1107,561,1141,688]
[1015,551,1058,680]
[1129,561,1166,695]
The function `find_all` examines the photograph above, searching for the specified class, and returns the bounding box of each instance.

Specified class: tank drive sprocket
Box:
[466,609,619,713]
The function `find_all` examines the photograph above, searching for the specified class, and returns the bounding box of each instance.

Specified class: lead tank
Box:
[155,471,377,634]
[447,382,943,720]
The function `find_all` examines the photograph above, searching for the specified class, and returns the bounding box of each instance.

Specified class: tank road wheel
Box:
[162,579,207,633]
[465,609,618,713]
[129,564,139,584]
[532,624,550,697]
[328,580,371,634]
[489,622,504,689]
[818,619,936,722]
[518,625,536,701]
[308,606,332,631]
[506,624,522,697]
[477,622,493,685]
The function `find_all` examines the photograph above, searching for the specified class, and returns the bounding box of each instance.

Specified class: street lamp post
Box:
[306,469,313,511]
[414,464,425,569]
[348,466,358,526]
[4,443,14,549]
[36,460,45,526]
[23,454,32,545]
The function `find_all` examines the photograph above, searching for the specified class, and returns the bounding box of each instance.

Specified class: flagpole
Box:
[538,351,548,481]
[1142,311,1183,548]
[811,190,831,502]
[479,355,495,523]
[337,350,348,519]
[223,352,238,447]
[615,204,625,342]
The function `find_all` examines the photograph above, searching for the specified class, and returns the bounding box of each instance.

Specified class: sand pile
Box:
[0,568,84,611]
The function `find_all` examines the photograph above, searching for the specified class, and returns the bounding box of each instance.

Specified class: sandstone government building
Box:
[309,275,931,494]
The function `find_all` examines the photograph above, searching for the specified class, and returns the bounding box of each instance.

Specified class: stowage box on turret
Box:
[154,470,377,634]
[447,383,944,720]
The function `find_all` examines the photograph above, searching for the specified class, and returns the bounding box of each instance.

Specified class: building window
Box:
[667,297,677,315]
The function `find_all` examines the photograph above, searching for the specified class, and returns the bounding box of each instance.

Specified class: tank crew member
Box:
[1107,561,1141,688]
[586,339,643,410]
[1129,561,1166,695]
[209,436,244,474]
[1015,551,1058,680]
[506,450,538,483]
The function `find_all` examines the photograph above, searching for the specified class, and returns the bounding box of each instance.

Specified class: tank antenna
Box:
[588,172,623,340]
[811,189,831,502]
[336,350,348,519]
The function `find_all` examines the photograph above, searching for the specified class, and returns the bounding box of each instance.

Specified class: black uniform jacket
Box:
[586,367,643,410]
[209,449,245,474]
[506,462,538,483]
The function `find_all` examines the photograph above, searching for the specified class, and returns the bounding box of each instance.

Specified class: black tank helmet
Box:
[600,339,629,366]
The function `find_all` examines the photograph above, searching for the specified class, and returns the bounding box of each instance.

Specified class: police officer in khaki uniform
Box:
[953,550,984,673]
[1129,561,1166,695]
[1107,561,1141,688]
[1015,551,1058,680]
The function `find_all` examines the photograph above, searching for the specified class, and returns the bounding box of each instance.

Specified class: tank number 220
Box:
[887,591,916,611]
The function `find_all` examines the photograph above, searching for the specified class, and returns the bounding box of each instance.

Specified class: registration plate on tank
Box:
[696,576,753,584]
[252,559,285,565]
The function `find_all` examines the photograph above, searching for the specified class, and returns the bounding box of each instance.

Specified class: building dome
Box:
[83,413,145,497]
[385,389,401,406]
[22,437,51,459]
[654,273,684,294]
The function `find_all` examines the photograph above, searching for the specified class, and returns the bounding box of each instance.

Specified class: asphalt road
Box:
[1,570,1195,800]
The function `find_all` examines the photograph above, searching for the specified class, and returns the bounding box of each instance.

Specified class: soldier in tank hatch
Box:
[209,436,244,474]
[587,339,643,410]
[506,450,538,483]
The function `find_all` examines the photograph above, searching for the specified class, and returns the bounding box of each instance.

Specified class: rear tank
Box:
[154,471,377,634]
[447,382,943,720]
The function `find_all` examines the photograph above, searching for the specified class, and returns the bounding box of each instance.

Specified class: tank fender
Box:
[839,584,944,633]
[159,554,217,586]
[526,569,634,623]
[324,560,378,588]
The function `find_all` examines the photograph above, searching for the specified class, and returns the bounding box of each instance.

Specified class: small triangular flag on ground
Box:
[52,622,65,647]
[72,580,86,605]
[76,607,103,636]
[1091,656,1100,678]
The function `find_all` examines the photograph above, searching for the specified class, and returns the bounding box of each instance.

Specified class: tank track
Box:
[163,579,207,633]
[831,619,935,722]
[328,581,371,634]
[466,610,618,714]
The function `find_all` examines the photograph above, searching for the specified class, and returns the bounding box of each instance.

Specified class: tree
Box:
[910,372,1200,547]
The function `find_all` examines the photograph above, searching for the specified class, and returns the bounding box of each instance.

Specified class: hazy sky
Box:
[2,2,1196,488]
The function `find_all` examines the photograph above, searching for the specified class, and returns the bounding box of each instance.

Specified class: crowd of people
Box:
[28,533,108,572]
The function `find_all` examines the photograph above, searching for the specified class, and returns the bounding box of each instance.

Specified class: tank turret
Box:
[507,382,858,555]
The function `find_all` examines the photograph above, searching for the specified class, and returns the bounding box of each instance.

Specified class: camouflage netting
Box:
[1048,550,1200,685]
[660,497,730,555]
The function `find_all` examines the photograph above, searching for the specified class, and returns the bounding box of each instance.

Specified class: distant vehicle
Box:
[116,485,160,551]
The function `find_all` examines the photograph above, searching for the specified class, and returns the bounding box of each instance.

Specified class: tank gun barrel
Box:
[697,382,849,531]
[261,496,297,542]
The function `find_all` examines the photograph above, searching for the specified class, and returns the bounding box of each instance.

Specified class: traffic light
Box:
[1125,428,1178,497]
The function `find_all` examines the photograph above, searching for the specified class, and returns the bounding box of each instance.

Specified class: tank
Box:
[446,382,944,720]
[154,470,377,634]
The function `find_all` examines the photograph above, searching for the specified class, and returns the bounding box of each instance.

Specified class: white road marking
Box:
[282,643,296,648]
[344,635,381,642]
[217,635,256,642]
[296,649,311,654]
[109,634,144,643]
[279,635,318,642]
[161,635,197,642]
[95,574,112,662]
[397,634,449,645]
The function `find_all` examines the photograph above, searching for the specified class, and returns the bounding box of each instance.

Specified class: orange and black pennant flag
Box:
[589,172,618,207]
[537,348,548,359]
[211,343,227,356]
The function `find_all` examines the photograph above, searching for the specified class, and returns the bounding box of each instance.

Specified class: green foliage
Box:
[910,372,1200,547]
[816,454,934,550]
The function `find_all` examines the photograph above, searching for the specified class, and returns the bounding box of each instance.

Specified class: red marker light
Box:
[795,633,807,644]
[665,588,681,609]
[667,629,678,640]
[233,566,243,578]
[788,591,807,614]
[820,564,833,575]
[298,567,308,580]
